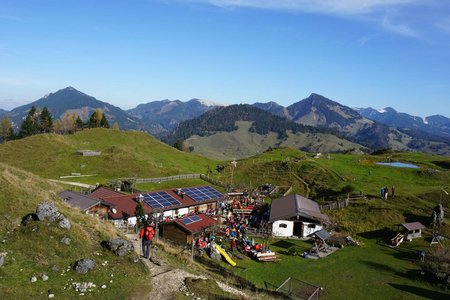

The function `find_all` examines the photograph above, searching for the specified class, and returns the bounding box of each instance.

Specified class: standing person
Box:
[391,186,395,197]
[380,187,384,198]
[139,222,155,259]
[384,187,388,200]
[230,237,237,254]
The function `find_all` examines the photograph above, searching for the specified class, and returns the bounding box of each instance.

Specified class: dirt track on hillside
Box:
[126,234,248,300]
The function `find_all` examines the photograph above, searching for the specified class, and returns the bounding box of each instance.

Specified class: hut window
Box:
[279,223,288,228]
[308,224,316,228]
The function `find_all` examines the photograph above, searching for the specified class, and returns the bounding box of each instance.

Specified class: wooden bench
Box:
[256,252,278,262]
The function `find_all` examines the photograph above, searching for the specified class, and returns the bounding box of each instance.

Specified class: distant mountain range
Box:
[6,87,144,131]
[250,94,450,155]
[2,87,450,157]
[168,104,365,159]
[126,98,218,135]
[0,109,7,118]
[355,107,450,139]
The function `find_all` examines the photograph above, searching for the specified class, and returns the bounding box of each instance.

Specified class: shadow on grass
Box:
[358,227,396,244]
[389,283,449,300]
[361,260,398,274]
[271,240,297,249]
[403,213,430,227]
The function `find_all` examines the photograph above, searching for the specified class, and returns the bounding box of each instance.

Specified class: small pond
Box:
[376,162,420,169]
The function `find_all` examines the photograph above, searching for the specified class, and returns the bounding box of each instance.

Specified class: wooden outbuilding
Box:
[401,222,425,241]
[162,213,216,245]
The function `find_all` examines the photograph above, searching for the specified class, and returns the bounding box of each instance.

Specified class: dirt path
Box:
[126,234,248,300]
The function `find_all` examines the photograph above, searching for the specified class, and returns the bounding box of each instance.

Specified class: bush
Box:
[341,184,355,194]
[421,247,450,282]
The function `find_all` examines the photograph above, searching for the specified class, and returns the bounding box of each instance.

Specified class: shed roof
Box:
[90,186,124,200]
[59,190,100,211]
[308,229,331,241]
[402,222,425,231]
[101,195,152,220]
[269,194,329,223]
[172,213,216,235]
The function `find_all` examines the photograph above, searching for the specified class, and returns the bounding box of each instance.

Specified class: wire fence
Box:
[135,174,201,183]
[276,276,322,300]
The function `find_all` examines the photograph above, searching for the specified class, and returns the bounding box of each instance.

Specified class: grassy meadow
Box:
[1,130,449,299]
[0,128,217,183]
[0,163,150,299]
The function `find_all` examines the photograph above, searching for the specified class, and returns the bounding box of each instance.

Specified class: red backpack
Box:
[145,226,154,241]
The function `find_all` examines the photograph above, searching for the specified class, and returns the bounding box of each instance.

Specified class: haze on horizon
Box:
[1,0,449,117]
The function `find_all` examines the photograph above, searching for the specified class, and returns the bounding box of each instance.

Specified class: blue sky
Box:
[0,0,449,117]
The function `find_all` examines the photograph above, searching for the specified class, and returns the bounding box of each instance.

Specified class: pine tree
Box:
[135,203,145,228]
[88,109,103,128]
[75,115,84,130]
[100,113,110,128]
[19,106,39,138]
[0,116,14,142]
[39,107,53,133]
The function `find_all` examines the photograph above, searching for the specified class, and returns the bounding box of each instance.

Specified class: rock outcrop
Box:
[74,258,96,274]
[103,238,134,256]
[35,202,71,229]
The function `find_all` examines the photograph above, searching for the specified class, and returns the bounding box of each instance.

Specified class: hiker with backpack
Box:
[139,222,155,259]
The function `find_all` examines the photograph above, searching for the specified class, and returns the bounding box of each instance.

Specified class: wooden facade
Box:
[162,223,193,245]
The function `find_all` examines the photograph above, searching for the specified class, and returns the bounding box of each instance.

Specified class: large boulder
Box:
[35,202,71,229]
[74,259,96,274]
[36,202,59,221]
[103,238,134,256]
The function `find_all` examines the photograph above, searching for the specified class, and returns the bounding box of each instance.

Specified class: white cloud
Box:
[381,16,418,37]
[190,0,422,15]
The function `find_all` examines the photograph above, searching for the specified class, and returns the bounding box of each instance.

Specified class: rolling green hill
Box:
[211,147,450,231]
[0,163,150,299]
[0,128,217,183]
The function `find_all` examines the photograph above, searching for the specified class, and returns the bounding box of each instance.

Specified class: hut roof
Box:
[402,222,425,231]
[59,190,101,211]
[269,194,329,223]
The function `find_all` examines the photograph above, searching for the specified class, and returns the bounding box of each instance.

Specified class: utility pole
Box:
[230,159,237,189]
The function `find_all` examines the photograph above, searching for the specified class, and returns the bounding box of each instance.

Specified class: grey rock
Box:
[61,235,71,245]
[31,276,37,283]
[0,255,4,267]
[211,251,221,261]
[149,256,162,266]
[58,216,71,230]
[48,294,55,299]
[36,202,59,221]
[104,238,134,256]
[51,265,59,272]
[42,274,49,281]
[74,259,96,274]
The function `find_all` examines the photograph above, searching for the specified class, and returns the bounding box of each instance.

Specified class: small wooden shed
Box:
[401,222,425,241]
[162,213,216,245]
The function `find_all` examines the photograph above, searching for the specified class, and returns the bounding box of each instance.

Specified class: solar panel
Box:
[189,215,201,222]
[183,186,223,202]
[180,217,193,225]
[142,192,181,209]
[180,215,202,225]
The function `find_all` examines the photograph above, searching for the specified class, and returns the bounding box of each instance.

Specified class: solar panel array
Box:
[180,214,202,225]
[142,192,181,209]
[183,186,223,202]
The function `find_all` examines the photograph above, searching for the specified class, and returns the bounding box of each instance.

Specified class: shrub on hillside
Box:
[341,184,355,194]
[421,247,450,283]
